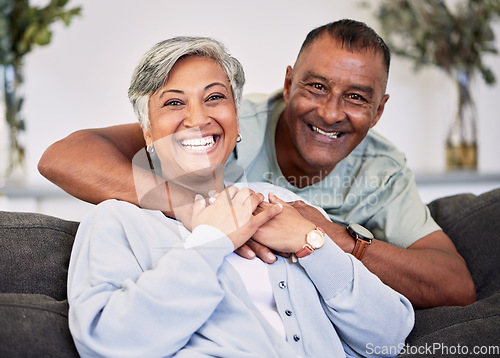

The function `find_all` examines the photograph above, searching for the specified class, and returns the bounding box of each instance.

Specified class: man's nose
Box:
[316,95,345,124]
[183,103,212,128]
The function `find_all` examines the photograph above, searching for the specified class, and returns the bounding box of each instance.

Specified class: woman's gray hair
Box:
[128,36,245,130]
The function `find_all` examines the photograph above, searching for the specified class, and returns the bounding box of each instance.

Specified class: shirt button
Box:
[293,334,300,342]
[285,310,293,316]
[279,281,287,289]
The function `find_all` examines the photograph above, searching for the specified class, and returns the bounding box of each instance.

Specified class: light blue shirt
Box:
[226,92,441,248]
[68,182,414,358]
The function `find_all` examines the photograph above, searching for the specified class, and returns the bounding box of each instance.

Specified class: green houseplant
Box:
[0,0,81,181]
[365,0,500,170]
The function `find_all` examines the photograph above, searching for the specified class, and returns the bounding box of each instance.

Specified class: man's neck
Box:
[275,113,333,189]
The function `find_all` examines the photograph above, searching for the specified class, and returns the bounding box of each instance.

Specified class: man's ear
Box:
[371,94,390,128]
[283,65,293,103]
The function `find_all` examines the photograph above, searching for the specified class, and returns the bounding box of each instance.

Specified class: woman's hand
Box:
[191,186,283,249]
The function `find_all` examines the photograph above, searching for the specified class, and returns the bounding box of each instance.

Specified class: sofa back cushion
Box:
[427,188,500,300]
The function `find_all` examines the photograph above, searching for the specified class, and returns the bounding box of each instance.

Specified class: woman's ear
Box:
[141,123,153,147]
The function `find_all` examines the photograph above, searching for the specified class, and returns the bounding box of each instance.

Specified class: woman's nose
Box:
[183,103,212,128]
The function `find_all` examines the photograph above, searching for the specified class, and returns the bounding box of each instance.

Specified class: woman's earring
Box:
[236,134,242,143]
[147,143,155,153]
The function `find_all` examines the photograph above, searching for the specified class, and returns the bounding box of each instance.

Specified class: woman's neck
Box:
[164,165,225,229]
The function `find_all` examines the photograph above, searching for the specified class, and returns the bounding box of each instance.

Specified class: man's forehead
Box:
[296,35,388,89]
[300,35,382,63]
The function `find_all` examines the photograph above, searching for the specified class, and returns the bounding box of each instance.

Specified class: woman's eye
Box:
[206,94,226,102]
[164,99,183,107]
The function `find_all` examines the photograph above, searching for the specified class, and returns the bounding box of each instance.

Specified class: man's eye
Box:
[309,83,325,91]
[346,94,366,102]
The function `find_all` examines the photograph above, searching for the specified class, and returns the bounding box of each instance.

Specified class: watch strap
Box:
[294,227,325,259]
[351,238,370,260]
[295,244,314,258]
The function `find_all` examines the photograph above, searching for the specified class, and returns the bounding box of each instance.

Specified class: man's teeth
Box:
[311,125,340,139]
[181,136,215,150]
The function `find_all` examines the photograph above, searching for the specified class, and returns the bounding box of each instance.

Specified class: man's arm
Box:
[289,201,476,309]
[38,123,145,206]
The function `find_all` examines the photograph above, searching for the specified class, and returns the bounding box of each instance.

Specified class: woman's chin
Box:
[163,164,224,189]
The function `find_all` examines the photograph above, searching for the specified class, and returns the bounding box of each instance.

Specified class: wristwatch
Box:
[347,223,374,260]
[295,227,325,258]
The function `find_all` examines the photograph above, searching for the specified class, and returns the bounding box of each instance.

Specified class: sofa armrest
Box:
[401,188,500,356]
[0,293,79,357]
[0,211,79,300]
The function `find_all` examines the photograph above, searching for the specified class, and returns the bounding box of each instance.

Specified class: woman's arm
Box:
[69,189,282,357]
[252,194,414,357]
[68,201,234,357]
[299,239,414,357]
[38,123,145,206]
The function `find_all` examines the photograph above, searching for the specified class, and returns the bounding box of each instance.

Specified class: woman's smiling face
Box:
[144,56,238,182]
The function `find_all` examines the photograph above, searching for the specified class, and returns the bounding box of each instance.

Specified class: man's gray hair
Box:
[128,36,245,130]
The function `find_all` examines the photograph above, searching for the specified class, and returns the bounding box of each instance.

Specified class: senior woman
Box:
[67,37,414,358]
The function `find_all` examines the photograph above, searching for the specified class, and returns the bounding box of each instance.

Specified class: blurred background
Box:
[1,0,500,221]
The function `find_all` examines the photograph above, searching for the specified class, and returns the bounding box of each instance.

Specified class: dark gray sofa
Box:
[1,189,499,357]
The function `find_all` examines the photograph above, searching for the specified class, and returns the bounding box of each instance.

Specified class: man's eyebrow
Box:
[159,82,228,99]
[303,70,375,97]
[302,71,329,83]
[349,85,374,97]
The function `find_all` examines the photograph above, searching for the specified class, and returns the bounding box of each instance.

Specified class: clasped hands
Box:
[190,186,332,263]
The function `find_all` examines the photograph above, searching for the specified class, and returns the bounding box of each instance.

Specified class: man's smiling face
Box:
[280,33,389,176]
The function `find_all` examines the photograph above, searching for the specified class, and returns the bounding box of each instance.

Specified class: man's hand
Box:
[251,193,316,253]
[289,200,331,227]
[236,194,332,264]
[234,193,316,262]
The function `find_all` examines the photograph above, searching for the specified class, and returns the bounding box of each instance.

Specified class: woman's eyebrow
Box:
[205,82,229,91]
[159,82,228,99]
[159,89,183,99]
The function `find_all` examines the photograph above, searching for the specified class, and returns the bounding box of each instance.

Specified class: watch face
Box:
[349,223,374,240]
[307,230,325,249]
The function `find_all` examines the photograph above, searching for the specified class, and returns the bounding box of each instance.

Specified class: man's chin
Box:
[297,138,353,170]
[300,155,343,178]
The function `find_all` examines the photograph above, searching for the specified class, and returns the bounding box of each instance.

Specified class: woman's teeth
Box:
[311,125,340,139]
[181,136,216,150]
